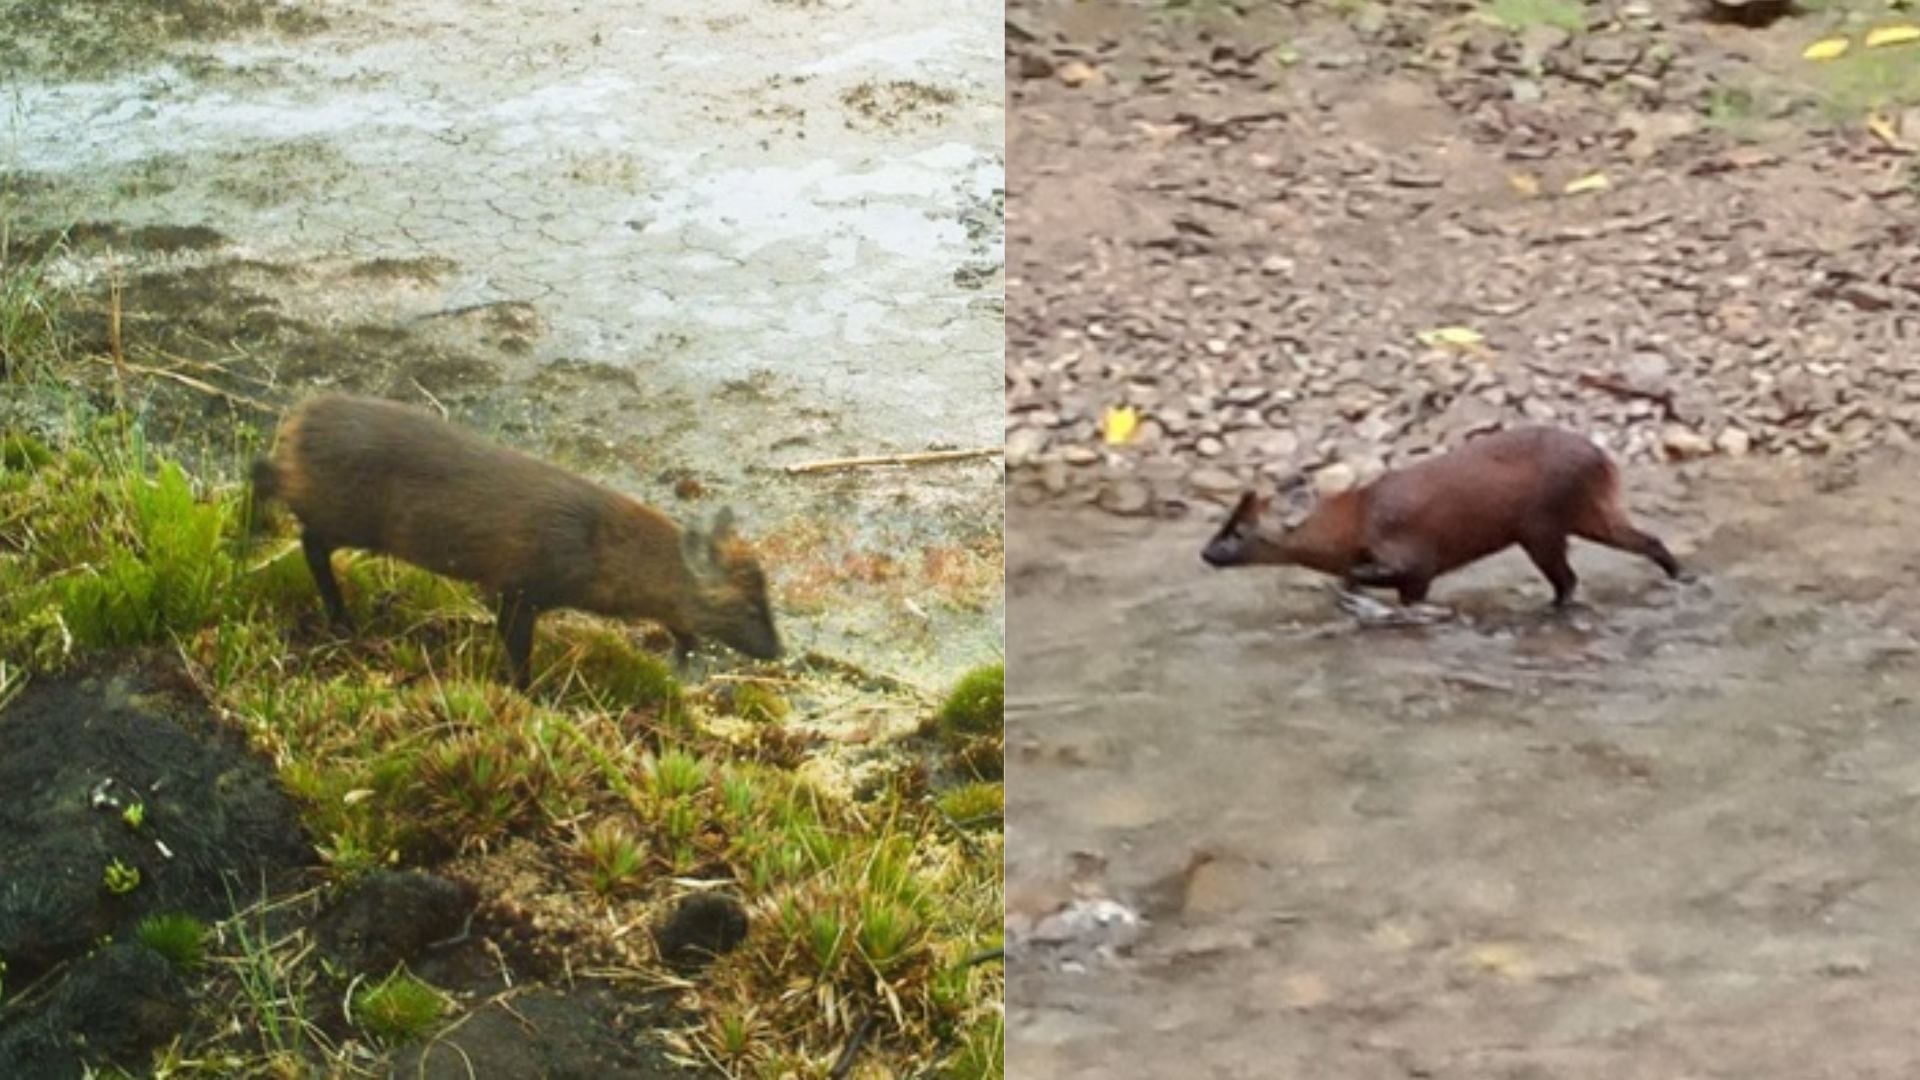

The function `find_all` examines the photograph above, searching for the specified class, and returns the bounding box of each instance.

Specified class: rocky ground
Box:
[1007,0,1920,517]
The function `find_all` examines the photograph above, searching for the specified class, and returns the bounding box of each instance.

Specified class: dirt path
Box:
[2,0,1005,687]
[1008,453,1920,1077]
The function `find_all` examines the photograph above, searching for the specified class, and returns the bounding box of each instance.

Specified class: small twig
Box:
[89,356,281,414]
[956,947,1004,969]
[108,274,127,406]
[412,378,450,420]
[412,298,533,323]
[784,447,1001,475]
[1522,362,1681,422]
[1573,371,1679,421]
[829,1014,879,1080]
[929,796,985,859]
[427,907,477,950]
[799,649,931,700]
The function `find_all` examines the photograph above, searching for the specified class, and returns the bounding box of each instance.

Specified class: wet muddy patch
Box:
[1006,452,1920,1078]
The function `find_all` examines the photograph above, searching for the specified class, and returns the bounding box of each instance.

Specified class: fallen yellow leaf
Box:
[1415,326,1486,350]
[1868,113,1905,148]
[1507,172,1542,198]
[1803,37,1851,60]
[1866,25,1920,47]
[1102,405,1139,445]
[1563,172,1611,196]
[1467,942,1536,981]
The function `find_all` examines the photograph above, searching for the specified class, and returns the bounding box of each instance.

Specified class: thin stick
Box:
[956,947,1004,969]
[1573,371,1679,421]
[829,1014,879,1080]
[108,275,127,406]
[784,447,1001,475]
[412,377,450,420]
[90,356,281,414]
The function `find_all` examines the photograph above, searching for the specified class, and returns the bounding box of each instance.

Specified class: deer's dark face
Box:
[684,508,783,661]
[1201,484,1311,568]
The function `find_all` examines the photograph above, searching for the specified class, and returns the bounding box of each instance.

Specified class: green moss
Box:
[729,681,790,723]
[936,663,1003,741]
[352,969,445,1044]
[936,782,1003,825]
[546,625,683,708]
[137,912,209,972]
[0,433,53,471]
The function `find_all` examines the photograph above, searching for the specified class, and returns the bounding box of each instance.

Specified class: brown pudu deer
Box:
[252,394,781,689]
[1201,426,1686,608]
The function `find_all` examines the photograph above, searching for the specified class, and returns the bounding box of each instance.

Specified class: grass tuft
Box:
[575,817,648,897]
[136,912,209,972]
[0,227,68,380]
[936,781,1003,826]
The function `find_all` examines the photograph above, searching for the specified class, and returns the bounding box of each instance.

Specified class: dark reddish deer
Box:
[253,394,781,688]
[1201,426,1685,607]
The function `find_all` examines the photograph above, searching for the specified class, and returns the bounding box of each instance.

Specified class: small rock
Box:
[1061,444,1100,466]
[1661,425,1714,460]
[1259,255,1294,277]
[1195,435,1225,458]
[1040,460,1070,494]
[1189,467,1243,497]
[1007,426,1048,467]
[1714,426,1752,457]
[1100,480,1153,516]
[1314,462,1358,495]
[317,870,475,974]
[1057,60,1102,88]
[1016,51,1055,80]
